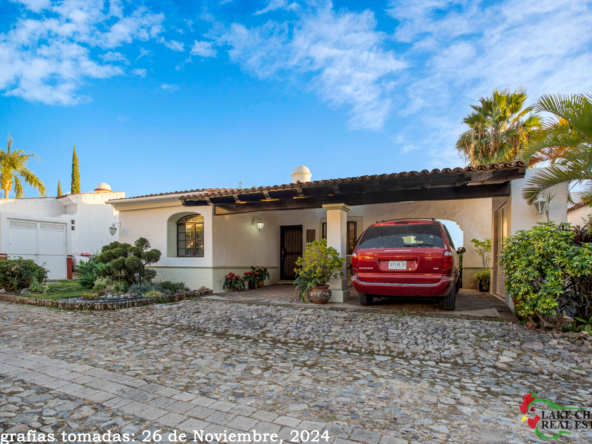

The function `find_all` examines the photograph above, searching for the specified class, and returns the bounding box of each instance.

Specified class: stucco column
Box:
[322,203,351,302]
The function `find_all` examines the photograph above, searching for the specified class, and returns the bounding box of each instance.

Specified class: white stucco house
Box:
[108,163,567,309]
[0,183,124,279]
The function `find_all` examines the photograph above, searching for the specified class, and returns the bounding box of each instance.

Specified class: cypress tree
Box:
[71,146,80,194]
[57,180,62,197]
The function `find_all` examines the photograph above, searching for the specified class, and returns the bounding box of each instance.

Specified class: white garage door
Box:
[8,219,67,280]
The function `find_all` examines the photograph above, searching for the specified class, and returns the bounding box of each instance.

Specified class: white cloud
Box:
[100,51,128,63]
[0,0,165,105]
[10,0,51,13]
[136,47,151,61]
[161,39,185,52]
[217,2,405,130]
[132,68,146,77]
[160,83,179,91]
[190,40,217,57]
[255,0,299,15]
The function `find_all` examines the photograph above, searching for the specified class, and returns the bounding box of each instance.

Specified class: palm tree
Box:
[456,88,542,165]
[522,93,592,204]
[0,135,47,199]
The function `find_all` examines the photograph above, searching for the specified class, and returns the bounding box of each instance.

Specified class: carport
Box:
[180,162,546,305]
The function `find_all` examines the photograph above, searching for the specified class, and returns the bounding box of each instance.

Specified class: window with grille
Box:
[177,214,204,257]
[321,221,357,255]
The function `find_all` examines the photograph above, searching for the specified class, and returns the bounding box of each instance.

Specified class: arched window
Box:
[177,214,204,257]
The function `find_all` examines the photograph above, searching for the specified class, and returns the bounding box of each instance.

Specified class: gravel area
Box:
[0,298,591,443]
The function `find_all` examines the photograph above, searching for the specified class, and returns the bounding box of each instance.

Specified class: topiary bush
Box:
[500,221,592,324]
[0,259,48,292]
[95,237,161,286]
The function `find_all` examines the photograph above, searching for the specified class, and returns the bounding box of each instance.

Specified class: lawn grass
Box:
[20,280,85,301]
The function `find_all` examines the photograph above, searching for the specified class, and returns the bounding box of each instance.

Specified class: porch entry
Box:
[280,225,302,280]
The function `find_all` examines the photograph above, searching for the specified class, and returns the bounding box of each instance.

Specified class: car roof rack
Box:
[375,218,437,223]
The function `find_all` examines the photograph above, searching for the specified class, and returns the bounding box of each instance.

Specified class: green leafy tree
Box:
[57,180,62,197]
[522,93,592,205]
[95,237,161,285]
[0,135,47,199]
[456,89,542,165]
[71,146,80,194]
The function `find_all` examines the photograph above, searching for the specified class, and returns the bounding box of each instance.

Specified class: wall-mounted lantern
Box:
[254,217,264,231]
[109,223,119,236]
[532,196,547,216]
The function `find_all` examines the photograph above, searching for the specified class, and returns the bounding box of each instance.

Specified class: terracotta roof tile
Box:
[181,161,526,200]
[568,201,590,213]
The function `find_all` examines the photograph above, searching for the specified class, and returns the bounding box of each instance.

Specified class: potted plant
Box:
[471,238,491,292]
[294,239,344,304]
[474,268,491,292]
[243,271,258,290]
[223,272,245,292]
[251,266,270,287]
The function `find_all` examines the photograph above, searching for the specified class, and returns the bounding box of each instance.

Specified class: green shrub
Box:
[159,281,186,293]
[92,276,110,291]
[29,278,49,294]
[500,222,592,319]
[75,257,100,289]
[95,237,161,286]
[0,259,48,291]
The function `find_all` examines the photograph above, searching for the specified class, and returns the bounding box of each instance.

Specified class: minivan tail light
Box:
[352,251,358,271]
[443,251,453,269]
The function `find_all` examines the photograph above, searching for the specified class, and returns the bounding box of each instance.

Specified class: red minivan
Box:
[351,219,465,310]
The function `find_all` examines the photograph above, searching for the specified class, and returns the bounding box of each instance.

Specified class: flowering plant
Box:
[243,271,258,284]
[222,272,245,291]
[251,266,270,282]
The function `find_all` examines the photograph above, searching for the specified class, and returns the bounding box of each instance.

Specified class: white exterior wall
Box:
[568,205,591,225]
[112,197,215,290]
[0,191,124,269]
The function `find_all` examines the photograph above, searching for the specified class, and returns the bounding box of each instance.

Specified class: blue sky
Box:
[1,0,591,206]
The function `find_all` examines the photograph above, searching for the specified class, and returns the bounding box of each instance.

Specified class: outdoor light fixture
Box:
[533,196,548,216]
[254,217,264,231]
[109,223,119,236]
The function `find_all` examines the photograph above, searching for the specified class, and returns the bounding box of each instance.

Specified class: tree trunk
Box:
[3,188,8,199]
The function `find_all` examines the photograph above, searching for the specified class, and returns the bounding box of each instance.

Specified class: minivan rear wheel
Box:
[441,285,456,311]
[358,293,374,306]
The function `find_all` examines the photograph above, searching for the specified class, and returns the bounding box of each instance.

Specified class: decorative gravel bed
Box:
[58,295,146,303]
[0,292,185,310]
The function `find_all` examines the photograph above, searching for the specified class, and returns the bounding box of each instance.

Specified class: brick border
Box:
[0,292,187,310]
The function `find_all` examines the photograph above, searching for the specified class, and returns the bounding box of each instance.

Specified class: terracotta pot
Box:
[310,285,331,304]
[248,281,256,290]
[257,280,265,288]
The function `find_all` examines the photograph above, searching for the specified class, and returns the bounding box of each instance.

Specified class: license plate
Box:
[388,261,406,270]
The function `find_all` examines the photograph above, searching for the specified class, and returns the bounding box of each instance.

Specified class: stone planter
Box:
[310,285,331,304]
[248,282,256,290]
[175,293,186,303]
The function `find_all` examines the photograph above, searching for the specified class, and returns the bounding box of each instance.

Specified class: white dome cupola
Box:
[94,183,112,192]
[291,166,312,183]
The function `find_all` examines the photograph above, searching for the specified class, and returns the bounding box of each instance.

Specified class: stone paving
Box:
[204,287,515,322]
[0,298,591,444]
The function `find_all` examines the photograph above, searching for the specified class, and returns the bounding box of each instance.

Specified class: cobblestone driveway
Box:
[0,299,591,443]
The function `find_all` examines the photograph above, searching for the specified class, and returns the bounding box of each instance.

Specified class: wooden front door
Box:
[281,225,303,280]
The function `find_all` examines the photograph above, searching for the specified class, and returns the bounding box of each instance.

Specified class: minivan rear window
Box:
[357,224,444,249]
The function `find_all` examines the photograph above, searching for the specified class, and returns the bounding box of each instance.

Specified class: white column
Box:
[322,203,351,302]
